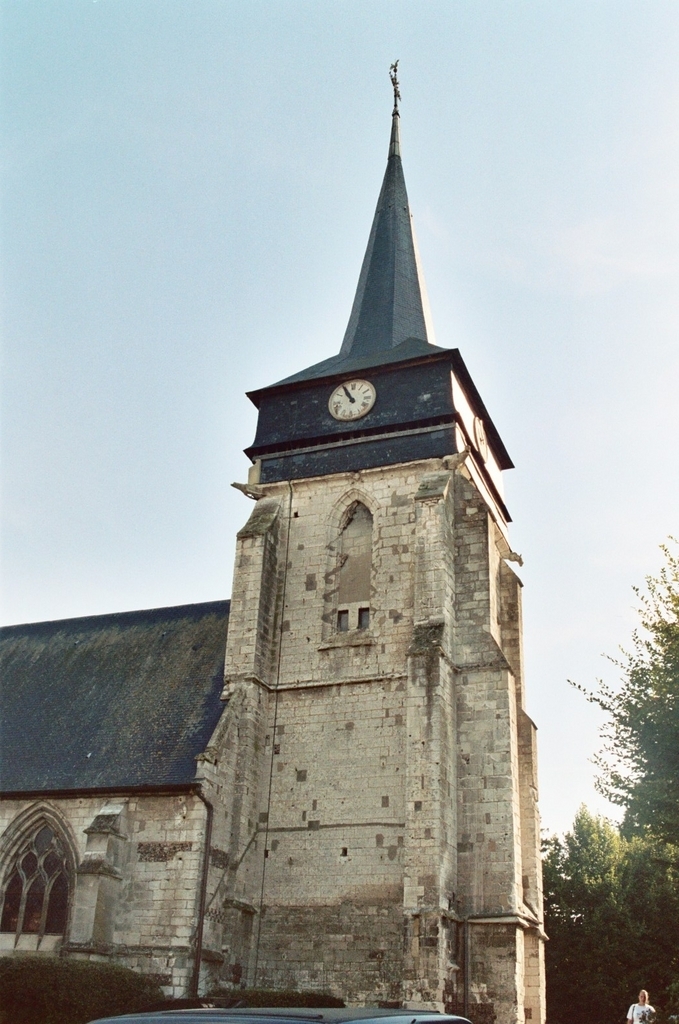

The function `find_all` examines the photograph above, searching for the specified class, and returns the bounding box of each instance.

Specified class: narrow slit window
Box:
[358,607,370,629]
[337,610,349,632]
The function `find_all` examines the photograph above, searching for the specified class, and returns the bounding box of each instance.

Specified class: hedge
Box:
[146,989,346,1010]
[217,989,345,1007]
[0,955,163,1024]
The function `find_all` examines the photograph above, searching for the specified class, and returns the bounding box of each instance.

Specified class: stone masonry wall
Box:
[0,792,208,997]
[218,454,545,1020]
[222,463,430,1000]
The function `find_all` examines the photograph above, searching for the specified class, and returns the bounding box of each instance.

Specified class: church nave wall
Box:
[0,791,210,998]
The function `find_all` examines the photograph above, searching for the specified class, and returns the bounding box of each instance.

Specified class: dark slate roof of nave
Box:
[0,600,229,793]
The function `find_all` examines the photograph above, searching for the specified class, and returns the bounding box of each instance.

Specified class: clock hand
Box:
[342,385,356,403]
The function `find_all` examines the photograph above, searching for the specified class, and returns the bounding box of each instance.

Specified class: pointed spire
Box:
[265,68,442,390]
[338,65,434,360]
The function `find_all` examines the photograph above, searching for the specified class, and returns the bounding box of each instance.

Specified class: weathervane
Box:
[389,60,401,114]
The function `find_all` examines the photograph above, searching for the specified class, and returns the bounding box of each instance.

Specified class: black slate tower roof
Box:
[0,601,229,793]
[275,111,443,388]
[245,90,513,488]
[340,112,430,358]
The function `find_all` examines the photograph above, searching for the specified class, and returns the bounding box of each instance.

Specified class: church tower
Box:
[216,82,545,1022]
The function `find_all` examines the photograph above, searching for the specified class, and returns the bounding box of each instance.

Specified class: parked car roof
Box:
[86,1010,473,1024]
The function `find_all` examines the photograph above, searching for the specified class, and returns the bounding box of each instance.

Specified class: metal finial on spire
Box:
[389,60,401,114]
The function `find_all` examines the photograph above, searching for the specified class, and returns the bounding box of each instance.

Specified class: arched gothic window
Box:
[0,822,70,940]
[336,502,373,632]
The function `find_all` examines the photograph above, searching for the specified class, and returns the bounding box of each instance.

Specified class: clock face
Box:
[328,379,376,421]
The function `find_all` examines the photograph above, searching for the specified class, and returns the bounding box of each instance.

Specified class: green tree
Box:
[543,808,679,1024]
[546,545,679,1024]
[579,542,679,844]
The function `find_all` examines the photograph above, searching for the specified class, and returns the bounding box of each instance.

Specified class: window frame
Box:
[0,817,74,947]
[321,491,379,645]
[334,501,373,635]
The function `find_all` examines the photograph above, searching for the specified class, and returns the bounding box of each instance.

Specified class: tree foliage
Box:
[578,541,679,843]
[543,807,679,1024]
[547,546,679,1024]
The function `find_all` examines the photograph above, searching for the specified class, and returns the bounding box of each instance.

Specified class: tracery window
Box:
[0,823,70,940]
[336,502,373,632]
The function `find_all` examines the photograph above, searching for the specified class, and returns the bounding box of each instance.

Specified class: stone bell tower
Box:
[216,85,545,1023]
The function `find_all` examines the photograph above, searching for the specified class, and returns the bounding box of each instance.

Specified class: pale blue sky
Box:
[2,1,679,834]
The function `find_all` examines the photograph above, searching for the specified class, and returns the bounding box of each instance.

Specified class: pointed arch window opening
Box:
[336,502,373,633]
[0,823,71,944]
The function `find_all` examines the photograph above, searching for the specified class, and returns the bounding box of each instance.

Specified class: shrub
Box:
[209,988,345,1008]
[0,955,163,1024]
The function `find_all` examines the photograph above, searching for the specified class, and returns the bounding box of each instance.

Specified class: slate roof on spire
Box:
[338,111,432,358]
[272,110,445,388]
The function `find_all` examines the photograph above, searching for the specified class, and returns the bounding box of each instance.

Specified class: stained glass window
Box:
[0,873,22,933]
[0,822,71,941]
